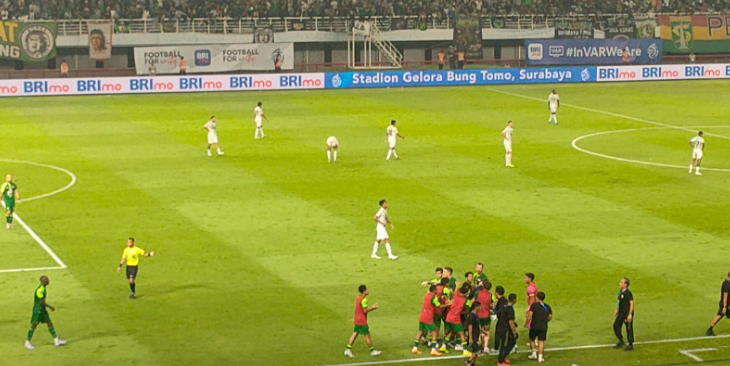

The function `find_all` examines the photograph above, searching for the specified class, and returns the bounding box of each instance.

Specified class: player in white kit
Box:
[386,120,405,161]
[326,136,339,163]
[547,89,559,124]
[371,199,398,260]
[689,131,704,175]
[203,116,224,156]
[254,102,269,139]
[501,120,514,167]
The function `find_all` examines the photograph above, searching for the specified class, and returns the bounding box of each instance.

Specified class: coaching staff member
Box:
[613,277,634,351]
[492,285,507,352]
[706,271,730,336]
[497,293,517,366]
[527,291,552,362]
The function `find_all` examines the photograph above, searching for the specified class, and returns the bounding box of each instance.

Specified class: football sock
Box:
[27,328,35,341]
[696,166,701,173]
[369,346,374,351]
[461,342,468,349]
[334,151,337,161]
[413,340,420,348]
[371,242,379,256]
[327,151,331,161]
[347,344,352,349]
[217,148,222,154]
[6,215,12,224]
[48,326,57,338]
[260,128,265,137]
[689,164,693,172]
[386,150,392,160]
[392,150,398,159]
[385,243,394,256]
[553,116,558,124]
[130,283,136,294]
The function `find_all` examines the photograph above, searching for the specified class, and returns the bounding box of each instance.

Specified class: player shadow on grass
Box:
[139,283,212,298]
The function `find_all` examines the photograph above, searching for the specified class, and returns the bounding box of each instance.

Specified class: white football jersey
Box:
[375,207,388,226]
[204,120,217,132]
[502,126,513,141]
[254,106,264,121]
[386,125,398,139]
[690,136,704,149]
[548,93,560,106]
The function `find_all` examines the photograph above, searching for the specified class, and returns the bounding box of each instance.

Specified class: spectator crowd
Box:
[0,0,728,21]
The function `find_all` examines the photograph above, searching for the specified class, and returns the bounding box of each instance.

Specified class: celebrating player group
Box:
[346,266,554,366]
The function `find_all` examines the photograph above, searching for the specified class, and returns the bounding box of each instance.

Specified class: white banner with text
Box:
[133,43,294,75]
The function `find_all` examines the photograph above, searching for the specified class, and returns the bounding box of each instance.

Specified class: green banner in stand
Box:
[0,21,58,62]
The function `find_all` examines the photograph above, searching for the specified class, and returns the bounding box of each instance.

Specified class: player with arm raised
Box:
[547,89,559,125]
[254,102,269,139]
[386,120,404,161]
[689,131,704,175]
[501,121,514,168]
[203,116,224,156]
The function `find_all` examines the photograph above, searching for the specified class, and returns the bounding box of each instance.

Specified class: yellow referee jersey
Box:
[123,246,146,266]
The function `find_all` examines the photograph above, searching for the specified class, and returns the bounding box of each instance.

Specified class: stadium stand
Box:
[1,0,728,22]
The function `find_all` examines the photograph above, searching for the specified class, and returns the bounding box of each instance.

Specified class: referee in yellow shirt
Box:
[117,238,155,299]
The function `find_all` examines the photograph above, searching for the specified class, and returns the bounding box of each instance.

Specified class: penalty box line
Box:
[317,334,730,366]
[0,213,68,274]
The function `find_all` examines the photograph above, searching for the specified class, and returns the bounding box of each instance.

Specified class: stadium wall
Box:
[1,63,728,98]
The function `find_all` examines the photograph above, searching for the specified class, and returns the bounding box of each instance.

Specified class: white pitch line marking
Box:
[317,335,730,366]
[0,266,65,274]
[13,214,67,269]
[0,158,77,202]
[571,126,730,172]
[679,348,718,362]
[486,87,730,141]
[0,158,76,273]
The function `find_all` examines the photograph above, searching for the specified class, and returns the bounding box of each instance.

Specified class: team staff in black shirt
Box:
[613,277,635,351]
[496,293,518,366]
[706,271,730,336]
[527,292,552,363]
[492,286,507,353]
[465,301,482,366]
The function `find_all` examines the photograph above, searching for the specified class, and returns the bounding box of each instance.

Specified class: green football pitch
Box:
[1,80,730,366]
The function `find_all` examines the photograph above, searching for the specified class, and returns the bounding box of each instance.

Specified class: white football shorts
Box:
[504,140,512,153]
[376,225,389,240]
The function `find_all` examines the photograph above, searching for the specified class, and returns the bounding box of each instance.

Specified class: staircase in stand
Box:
[369,22,402,68]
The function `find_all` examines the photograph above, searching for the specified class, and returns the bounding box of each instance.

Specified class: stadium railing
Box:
[39,14,661,36]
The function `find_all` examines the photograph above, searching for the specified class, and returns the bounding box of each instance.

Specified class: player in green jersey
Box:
[25,276,66,349]
[1,174,20,229]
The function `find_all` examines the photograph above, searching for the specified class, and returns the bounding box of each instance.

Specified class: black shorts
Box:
[717,302,730,317]
[529,328,547,341]
[126,265,138,279]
